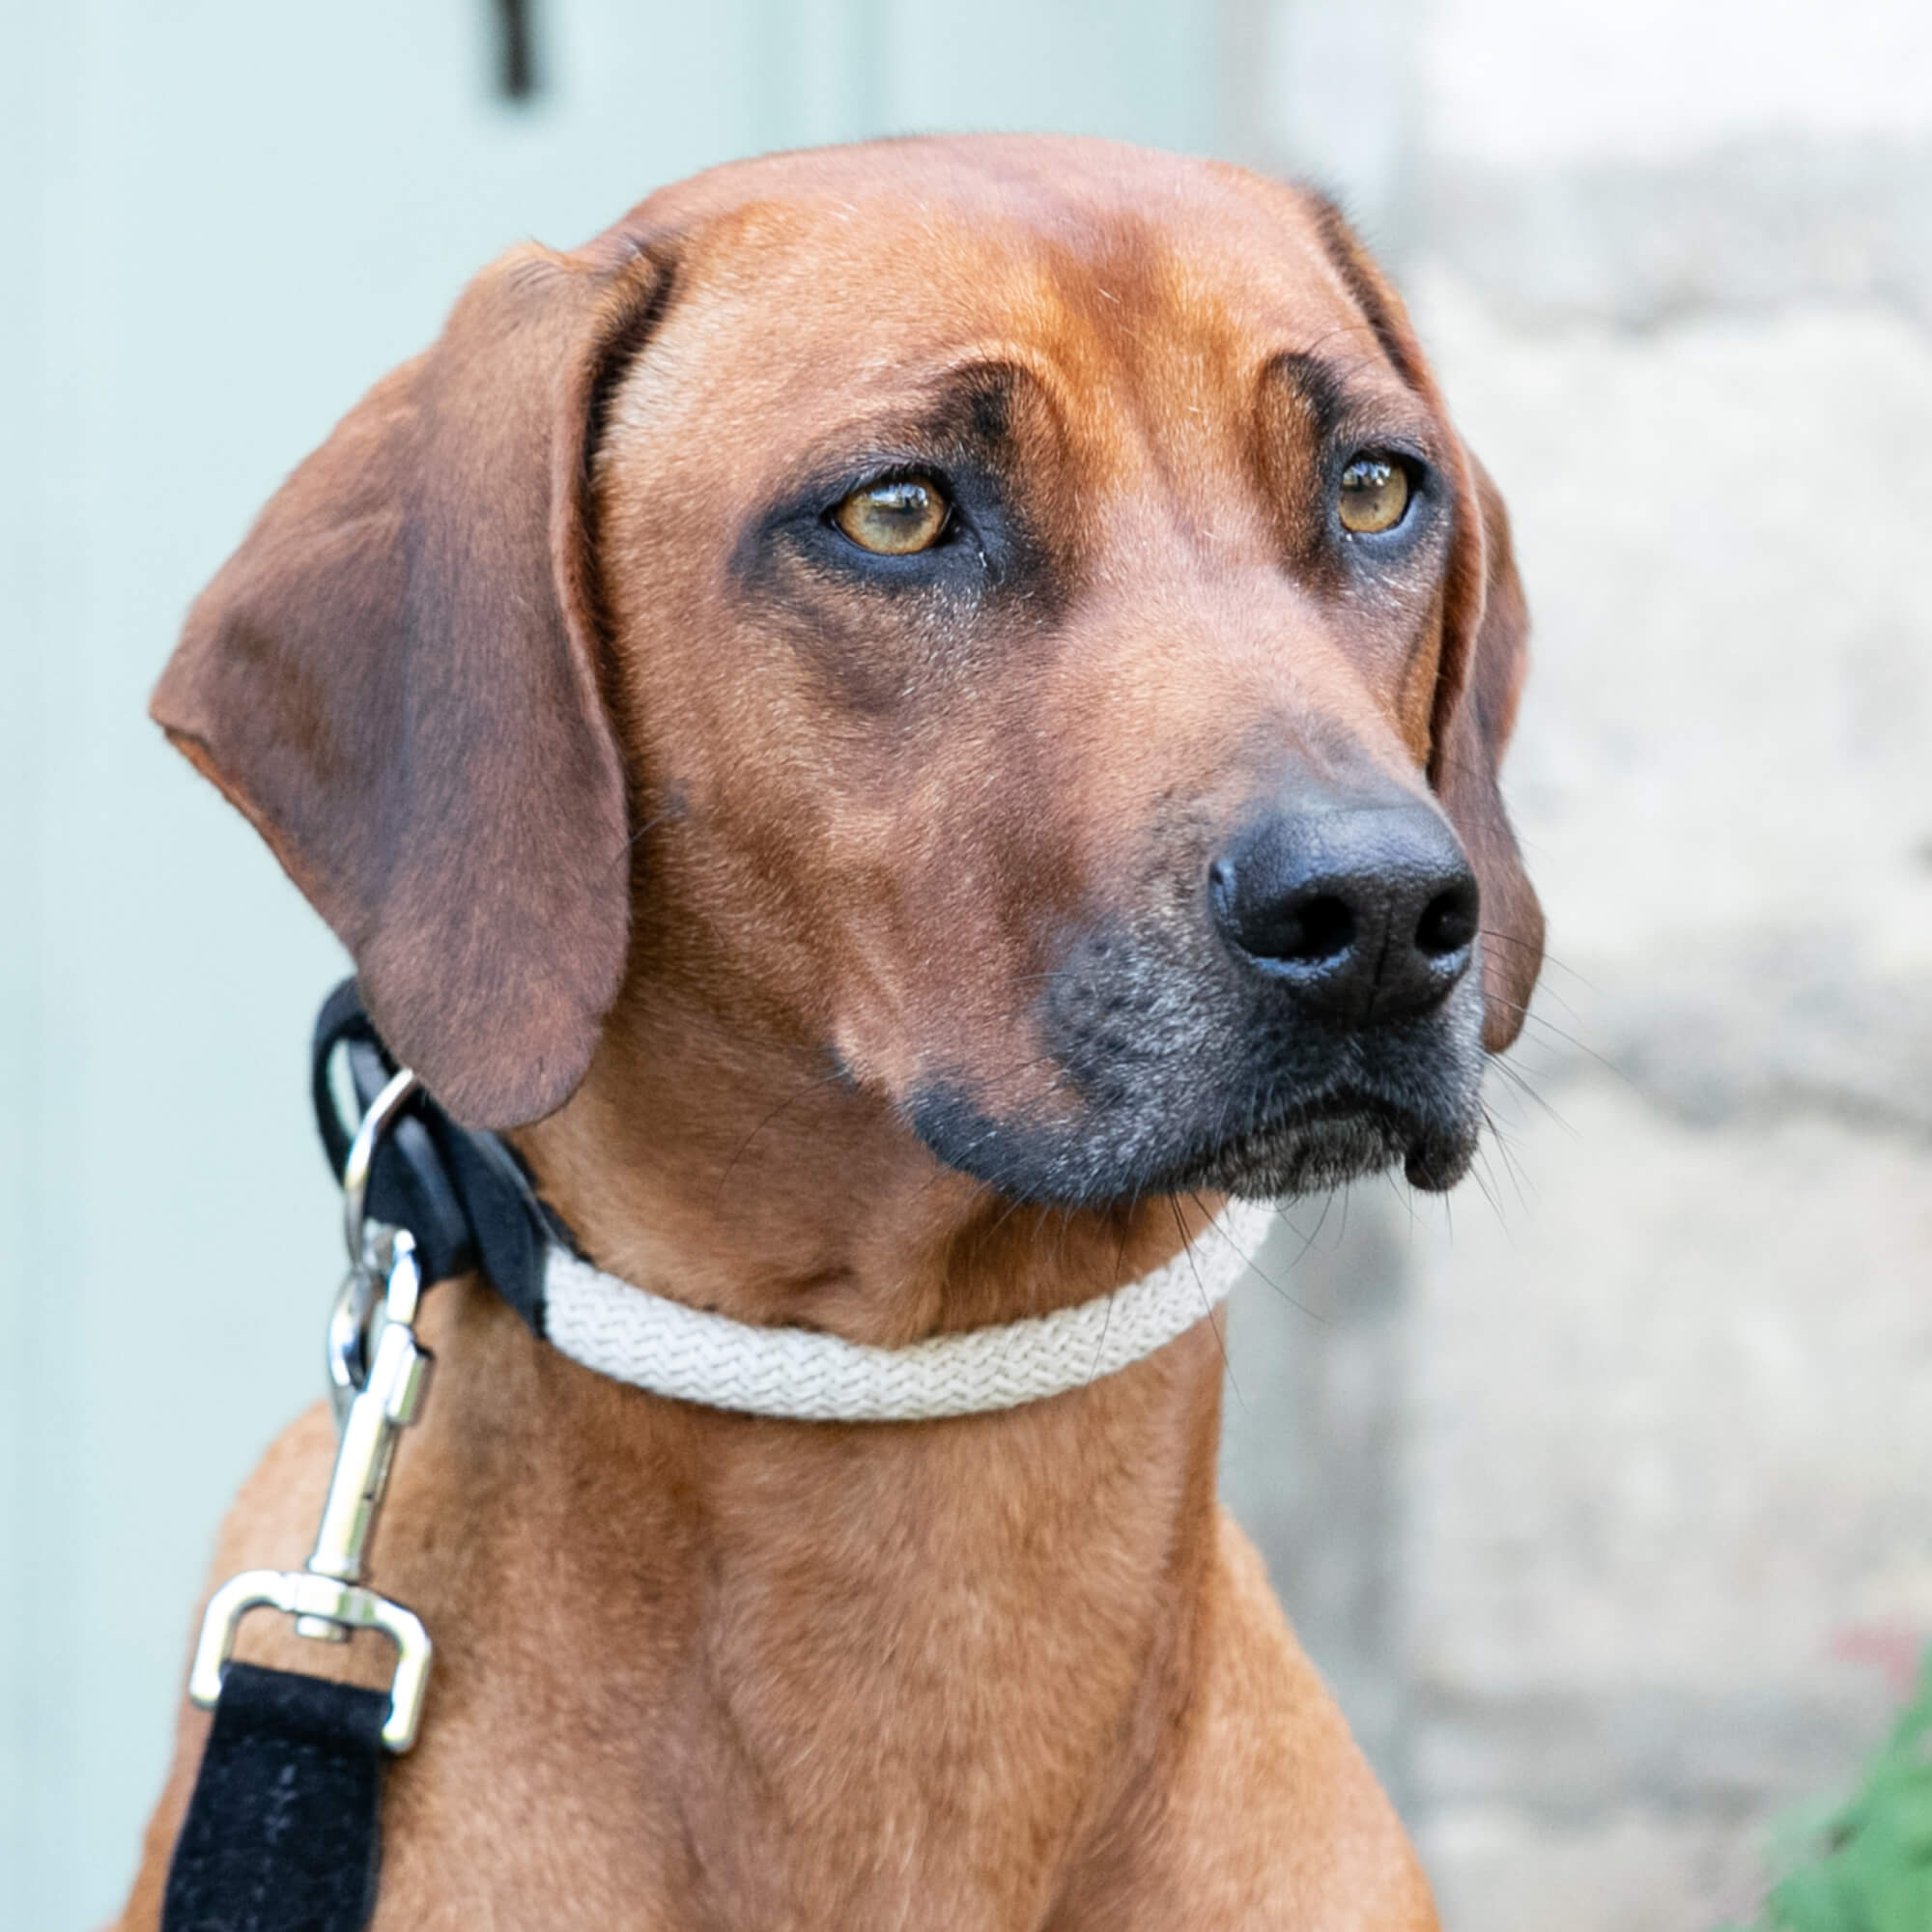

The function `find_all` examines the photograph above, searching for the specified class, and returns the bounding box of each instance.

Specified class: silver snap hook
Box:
[327,1066,421,1422]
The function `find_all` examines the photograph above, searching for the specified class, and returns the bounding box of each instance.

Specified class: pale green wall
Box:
[4,3,1222,1919]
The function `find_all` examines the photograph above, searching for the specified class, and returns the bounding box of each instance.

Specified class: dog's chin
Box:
[1155,1100,1479,1201]
[907,1078,1480,1209]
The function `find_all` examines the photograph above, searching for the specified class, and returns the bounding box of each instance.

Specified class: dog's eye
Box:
[1337,455,1410,535]
[833,477,952,555]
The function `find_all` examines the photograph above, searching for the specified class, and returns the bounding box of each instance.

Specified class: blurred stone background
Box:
[1219,4,1932,1927]
[7,2,1928,1924]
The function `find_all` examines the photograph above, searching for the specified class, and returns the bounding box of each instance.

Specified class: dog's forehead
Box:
[611,138,1386,396]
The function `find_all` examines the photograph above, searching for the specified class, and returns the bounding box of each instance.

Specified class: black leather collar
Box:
[310,977,578,1336]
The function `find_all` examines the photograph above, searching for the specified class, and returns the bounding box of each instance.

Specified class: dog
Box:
[119,135,1542,1929]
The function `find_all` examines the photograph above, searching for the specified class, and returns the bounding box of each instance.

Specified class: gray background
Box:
[6,2,1929,1925]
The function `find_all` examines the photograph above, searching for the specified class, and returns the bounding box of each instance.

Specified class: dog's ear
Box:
[154,242,667,1128]
[1432,451,1545,1052]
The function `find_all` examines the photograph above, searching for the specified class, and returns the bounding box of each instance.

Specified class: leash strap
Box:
[162,1663,388,1932]
[163,1031,444,1932]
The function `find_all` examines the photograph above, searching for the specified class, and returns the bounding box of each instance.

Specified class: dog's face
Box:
[156,138,1540,1212]
[594,146,1540,1204]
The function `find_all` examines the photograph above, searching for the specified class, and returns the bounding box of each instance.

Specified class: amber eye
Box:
[1337,455,1411,535]
[833,477,952,554]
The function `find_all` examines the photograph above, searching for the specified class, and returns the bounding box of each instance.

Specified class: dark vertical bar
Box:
[496,0,538,101]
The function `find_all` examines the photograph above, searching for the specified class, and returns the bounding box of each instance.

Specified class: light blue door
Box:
[5,3,1219,1919]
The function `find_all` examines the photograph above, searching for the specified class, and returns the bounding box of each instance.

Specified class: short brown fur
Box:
[123,135,1542,1929]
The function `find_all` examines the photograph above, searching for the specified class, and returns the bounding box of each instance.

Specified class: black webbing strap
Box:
[162,1664,389,1932]
[162,983,581,1930]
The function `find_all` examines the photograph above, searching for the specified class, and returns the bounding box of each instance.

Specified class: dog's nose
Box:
[1208,800,1478,1025]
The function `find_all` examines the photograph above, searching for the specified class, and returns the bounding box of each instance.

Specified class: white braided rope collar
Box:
[542,1199,1277,1424]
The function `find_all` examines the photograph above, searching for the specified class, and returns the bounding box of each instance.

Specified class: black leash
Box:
[162,1665,390,1932]
[162,981,570,1932]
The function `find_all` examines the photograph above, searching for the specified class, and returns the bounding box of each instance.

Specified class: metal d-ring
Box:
[340,1065,421,1268]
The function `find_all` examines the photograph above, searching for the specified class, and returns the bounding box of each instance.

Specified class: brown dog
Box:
[120,135,1541,1928]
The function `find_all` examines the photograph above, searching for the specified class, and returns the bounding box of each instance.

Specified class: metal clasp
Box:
[327,1066,420,1423]
[188,1071,436,1753]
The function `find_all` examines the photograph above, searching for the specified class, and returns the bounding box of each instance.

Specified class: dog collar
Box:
[541,1207,1270,1422]
[313,980,1270,1424]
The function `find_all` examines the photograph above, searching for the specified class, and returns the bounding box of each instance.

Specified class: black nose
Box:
[1208,800,1479,1025]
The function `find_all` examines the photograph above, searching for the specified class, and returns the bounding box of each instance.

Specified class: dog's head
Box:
[156,137,1540,1211]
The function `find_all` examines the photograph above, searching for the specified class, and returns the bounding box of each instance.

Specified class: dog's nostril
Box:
[1280,893,1355,964]
[1211,856,1358,967]
[1415,884,1478,958]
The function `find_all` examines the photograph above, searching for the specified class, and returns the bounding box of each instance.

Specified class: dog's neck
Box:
[420,1273,1227,1922]
[464,992,1232,1919]
[516,989,1218,1345]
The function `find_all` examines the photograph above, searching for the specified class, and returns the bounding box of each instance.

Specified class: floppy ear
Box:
[1432,452,1545,1052]
[154,240,667,1128]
